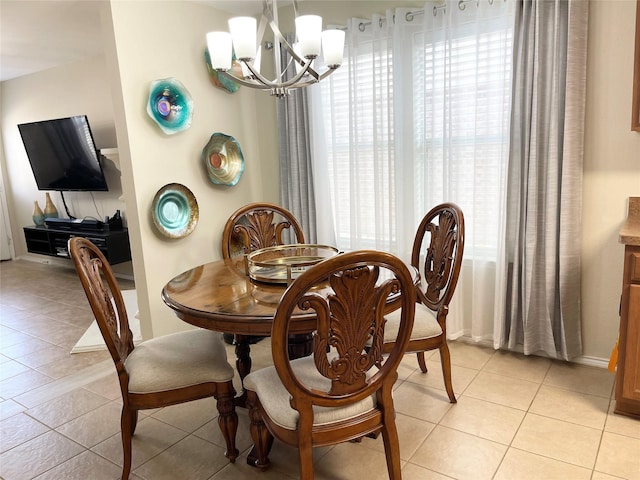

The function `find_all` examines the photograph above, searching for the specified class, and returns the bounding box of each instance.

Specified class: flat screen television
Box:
[18,115,108,191]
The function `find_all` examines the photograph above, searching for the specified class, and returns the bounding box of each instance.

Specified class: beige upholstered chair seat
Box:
[126,330,234,394]
[244,355,376,430]
[382,304,442,343]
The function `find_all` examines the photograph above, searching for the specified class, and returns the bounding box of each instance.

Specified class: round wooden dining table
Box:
[162,255,419,406]
[162,256,322,335]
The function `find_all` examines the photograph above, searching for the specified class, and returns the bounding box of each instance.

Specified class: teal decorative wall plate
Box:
[146,78,194,135]
[151,183,198,238]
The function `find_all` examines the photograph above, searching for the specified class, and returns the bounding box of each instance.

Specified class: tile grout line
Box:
[13,359,113,409]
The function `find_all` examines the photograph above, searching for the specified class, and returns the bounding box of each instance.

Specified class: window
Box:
[312,8,514,262]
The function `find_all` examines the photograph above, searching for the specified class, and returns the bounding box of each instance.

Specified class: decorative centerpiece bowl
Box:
[247,244,340,285]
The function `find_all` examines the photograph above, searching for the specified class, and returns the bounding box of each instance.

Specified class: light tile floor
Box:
[1,259,639,480]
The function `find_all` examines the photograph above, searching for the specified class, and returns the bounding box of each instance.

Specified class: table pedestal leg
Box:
[234,334,252,407]
[288,333,313,359]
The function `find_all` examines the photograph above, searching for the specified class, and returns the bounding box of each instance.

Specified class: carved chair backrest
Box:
[221,202,305,260]
[69,237,134,375]
[411,203,465,314]
[270,250,416,418]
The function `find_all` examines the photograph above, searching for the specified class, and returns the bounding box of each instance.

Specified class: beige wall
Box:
[103,0,280,338]
[583,0,640,361]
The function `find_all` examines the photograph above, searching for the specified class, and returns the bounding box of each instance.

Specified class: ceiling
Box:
[0,0,263,83]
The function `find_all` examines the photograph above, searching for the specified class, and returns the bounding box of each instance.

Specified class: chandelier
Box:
[206,0,345,98]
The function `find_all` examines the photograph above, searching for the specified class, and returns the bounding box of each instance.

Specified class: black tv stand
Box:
[23,225,131,264]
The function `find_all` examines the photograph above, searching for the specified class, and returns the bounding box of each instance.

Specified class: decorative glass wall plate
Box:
[147,78,194,135]
[201,133,245,186]
[151,183,198,238]
[204,50,241,93]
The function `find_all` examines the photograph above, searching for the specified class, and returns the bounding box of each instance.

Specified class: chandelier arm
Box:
[243,60,290,87]
[222,58,314,91]
[262,2,308,73]
[254,57,315,89]
[280,61,324,87]
[216,71,271,90]
[269,23,310,72]
[286,67,338,89]
[262,0,273,20]
[263,1,286,87]
[316,67,339,81]
[264,17,321,82]
[300,64,320,81]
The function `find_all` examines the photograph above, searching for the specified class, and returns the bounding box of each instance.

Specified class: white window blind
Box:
[313,6,514,261]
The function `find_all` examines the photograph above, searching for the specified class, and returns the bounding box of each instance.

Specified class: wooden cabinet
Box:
[23,226,131,265]
[615,198,640,418]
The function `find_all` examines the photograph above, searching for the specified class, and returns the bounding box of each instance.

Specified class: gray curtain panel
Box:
[501,0,588,360]
[277,35,318,243]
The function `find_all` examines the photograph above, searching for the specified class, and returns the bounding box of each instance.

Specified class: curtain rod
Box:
[431,0,500,17]
[356,0,502,30]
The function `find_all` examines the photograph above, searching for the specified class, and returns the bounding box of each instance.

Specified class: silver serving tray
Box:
[247,244,339,285]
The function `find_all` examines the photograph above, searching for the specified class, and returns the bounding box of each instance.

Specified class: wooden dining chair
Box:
[244,250,416,480]
[221,202,305,259]
[221,202,306,347]
[380,202,465,403]
[69,237,239,480]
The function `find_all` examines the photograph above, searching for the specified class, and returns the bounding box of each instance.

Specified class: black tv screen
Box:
[18,115,108,191]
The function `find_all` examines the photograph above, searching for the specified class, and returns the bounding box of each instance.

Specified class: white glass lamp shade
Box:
[295,15,322,58]
[207,31,232,70]
[229,16,257,60]
[321,30,345,68]
[293,43,307,74]
[240,50,261,79]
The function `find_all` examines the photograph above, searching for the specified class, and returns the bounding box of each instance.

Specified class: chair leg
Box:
[298,444,315,480]
[215,382,239,462]
[130,410,138,435]
[120,405,134,480]
[417,351,428,373]
[439,343,457,403]
[380,411,402,479]
[246,391,273,470]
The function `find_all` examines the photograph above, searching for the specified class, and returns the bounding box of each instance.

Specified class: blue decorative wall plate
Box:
[147,78,194,135]
[152,183,198,238]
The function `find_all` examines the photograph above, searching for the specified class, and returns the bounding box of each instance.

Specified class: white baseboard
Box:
[15,253,134,281]
[572,356,610,369]
[453,336,610,369]
[18,253,72,267]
